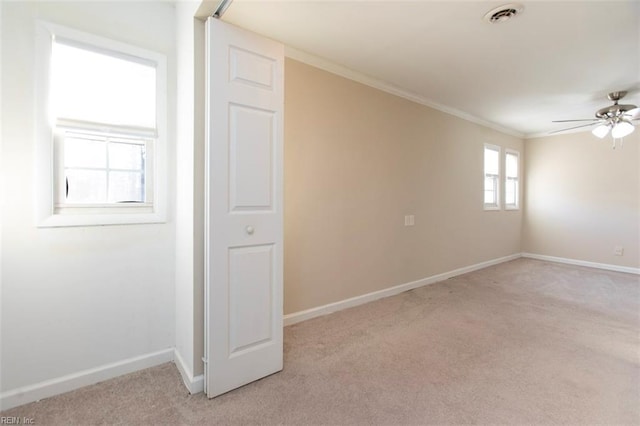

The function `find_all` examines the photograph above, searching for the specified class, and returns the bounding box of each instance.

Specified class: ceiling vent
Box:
[484,4,524,23]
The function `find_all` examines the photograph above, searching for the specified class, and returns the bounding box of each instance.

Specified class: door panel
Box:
[205,17,284,398]
[229,47,276,90]
[228,244,274,355]
[229,105,275,211]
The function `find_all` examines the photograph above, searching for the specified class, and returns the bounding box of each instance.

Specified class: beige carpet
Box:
[2,258,639,425]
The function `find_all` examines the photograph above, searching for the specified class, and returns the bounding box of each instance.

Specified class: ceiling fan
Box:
[550,91,640,147]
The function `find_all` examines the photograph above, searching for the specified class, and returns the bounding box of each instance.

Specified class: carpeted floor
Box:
[2,258,639,425]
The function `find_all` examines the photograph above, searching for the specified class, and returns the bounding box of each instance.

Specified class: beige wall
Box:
[284,59,523,314]
[523,132,640,268]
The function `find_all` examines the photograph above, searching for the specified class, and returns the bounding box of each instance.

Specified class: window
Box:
[505,149,520,210]
[484,144,500,210]
[36,22,166,227]
[57,132,152,204]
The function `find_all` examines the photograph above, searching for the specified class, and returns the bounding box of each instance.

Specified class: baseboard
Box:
[173,349,204,395]
[0,348,173,412]
[521,253,640,275]
[284,253,522,326]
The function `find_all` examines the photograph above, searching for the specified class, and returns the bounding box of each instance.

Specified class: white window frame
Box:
[483,143,501,211]
[504,149,520,210]
[35,21,167,227]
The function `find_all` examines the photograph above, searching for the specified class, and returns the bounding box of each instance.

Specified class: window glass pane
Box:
[484,190,495,204]
[51,41,156,128]
[484,147,499,175]
[66,169,107,203]
[506,152,518,178]
[505,179,516,205]
[484,176,497,191]
[109,141,145,170]
[64,136,106,168]
[484,176,497,204]
[61,133,148,204]
[484,176,493,189]
[108,171,143,202]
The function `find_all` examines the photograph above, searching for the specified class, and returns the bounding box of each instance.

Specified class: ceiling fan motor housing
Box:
[595,104,637,119]
[595,91,636,119]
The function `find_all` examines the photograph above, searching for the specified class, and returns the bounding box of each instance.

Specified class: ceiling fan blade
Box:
[552,119,600,123]
[548,122,600,134]
[623,107,640,119]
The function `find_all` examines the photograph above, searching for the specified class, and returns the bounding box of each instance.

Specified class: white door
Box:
[204,17,284,398]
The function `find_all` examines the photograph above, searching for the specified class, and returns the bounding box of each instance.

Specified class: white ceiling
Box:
[221,0,640,138]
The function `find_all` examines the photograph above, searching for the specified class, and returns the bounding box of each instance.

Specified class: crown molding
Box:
[284,46,524,140]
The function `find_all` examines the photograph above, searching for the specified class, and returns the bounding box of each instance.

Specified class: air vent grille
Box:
[484,4,524,23]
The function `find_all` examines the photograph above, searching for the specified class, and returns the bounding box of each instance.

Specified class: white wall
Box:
[523,131,640,269]
[0,0,4,401]
[1,1,176,408]
[174,1,205,391]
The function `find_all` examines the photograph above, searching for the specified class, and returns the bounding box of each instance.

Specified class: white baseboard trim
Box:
[0,348,173,412]
[173,349,204,395]
[521,253,640,275]
[284,253,522,326]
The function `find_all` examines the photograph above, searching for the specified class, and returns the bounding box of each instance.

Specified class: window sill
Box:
[483,205,501,211]
[37,209,165,228]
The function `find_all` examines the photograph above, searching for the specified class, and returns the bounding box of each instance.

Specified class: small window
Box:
[36,22,166,227]
[51,39,155,209]
[484,144,501,210]
[505,149,520,210]
[57,131,153,205]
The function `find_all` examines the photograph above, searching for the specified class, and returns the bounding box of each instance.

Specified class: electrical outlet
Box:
[404,215,415,226]
[613,246,624,256]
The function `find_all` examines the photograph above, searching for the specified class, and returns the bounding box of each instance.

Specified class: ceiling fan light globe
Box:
[611,121,634,139]
[592,124,610,138]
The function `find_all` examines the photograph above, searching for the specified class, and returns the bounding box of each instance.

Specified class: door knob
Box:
[245,226,255,235]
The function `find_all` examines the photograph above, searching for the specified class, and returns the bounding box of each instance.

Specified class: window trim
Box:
[504,148,520,211]
[35,21,167,227]
[483,143,501,211]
